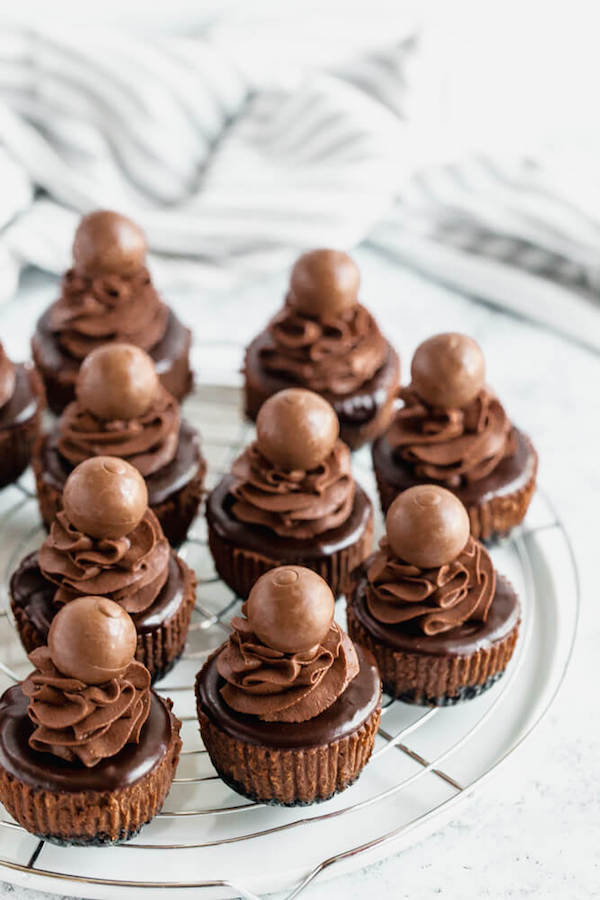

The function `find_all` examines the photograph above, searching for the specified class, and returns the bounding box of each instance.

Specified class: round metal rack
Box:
[0,381,579,900]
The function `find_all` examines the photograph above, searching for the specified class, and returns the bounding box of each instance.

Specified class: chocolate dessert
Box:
[0,596,181,844]
[207,388,373,599]
[347,485,521,704]
[372,333,537,539]
[0,342,44,488]
[244,249,400,449]
[31,210,192,415]
[34,342,205,545]
[11,456,197,680]
[196,566,381,805]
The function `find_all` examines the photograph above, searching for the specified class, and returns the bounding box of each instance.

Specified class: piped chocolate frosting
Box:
[229,389,355,538]
[216,567,359,723]
[58,344,180,476]
[39,509,169,614]
[259,249,387,394]
[49,211,168,360]
[20,596,151,767]
[38,457,170,614]
[366,486,496,635]
[387,333,516,486]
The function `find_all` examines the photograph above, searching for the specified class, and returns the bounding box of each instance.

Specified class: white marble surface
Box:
[0,246,597,899]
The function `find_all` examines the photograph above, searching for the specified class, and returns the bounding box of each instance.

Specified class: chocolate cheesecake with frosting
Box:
[0,596,181,844]
[0,342,44,488]
[34,342,205,545]
[32,210,192,414]
[372,332,538,540]
[196,566,381,805]
[347,485,521,704]
[206,387,373,599]
[244,249,400,449]
[10,456,197,680]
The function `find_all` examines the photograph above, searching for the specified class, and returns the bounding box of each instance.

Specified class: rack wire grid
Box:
[0,379,580,900]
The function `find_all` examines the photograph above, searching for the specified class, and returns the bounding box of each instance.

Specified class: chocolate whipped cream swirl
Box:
[388,386,516,486]
[366,535,496,635]
[261,301,386,395]
[49,268,168,360]
[22,646,150,767]
[0,345,16,409]
[38,509,170,614]
[58,387,180,476]
[230,440,355,538]
[217,615,359,723]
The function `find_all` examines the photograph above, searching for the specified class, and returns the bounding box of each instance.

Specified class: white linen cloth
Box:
[371,151,600,352]
[0,26,411,296]
[0,24,599,352]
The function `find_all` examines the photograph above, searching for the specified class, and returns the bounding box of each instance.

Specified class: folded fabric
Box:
[372,153,600,352]
[0,25,412,300]
[1,23,599,352]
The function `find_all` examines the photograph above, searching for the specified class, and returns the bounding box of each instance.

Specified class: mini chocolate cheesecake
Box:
[196,566,381,805]
[372,333,538,540]
[11,457,197,681]
[244,249,400,450]
[0,343,44,489]
[34,342,205,546]
[0,597,181,845]
[207,388,374,599]
[346,485,521,705]
[31,211,192,415]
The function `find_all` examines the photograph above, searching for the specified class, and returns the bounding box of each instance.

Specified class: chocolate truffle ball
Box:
[48,595,137,684]
[63,456,148,539]
[0,344,16,409]
[411,333,486,409]
[73,210,147,278]
[77,343,160,420]
[289,249,360,318]
[256,388,339,471]
[386,485,470,569]
[247,566,334,653]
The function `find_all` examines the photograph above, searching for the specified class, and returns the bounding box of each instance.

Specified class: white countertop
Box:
[0,246,597,900]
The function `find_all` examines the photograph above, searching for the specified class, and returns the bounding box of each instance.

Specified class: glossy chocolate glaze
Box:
[39,420,202,507]
[0,686,173,791]
[0,365,40,429]
[349,569,520,657]
[245,332,400,427]
[32,307,190,384]
[372,428,537,509]
[207,476,373,559]
[10,551,188,639]
[196,643,381,749]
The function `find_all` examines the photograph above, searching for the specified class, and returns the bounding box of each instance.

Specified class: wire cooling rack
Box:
[0,378,580,900]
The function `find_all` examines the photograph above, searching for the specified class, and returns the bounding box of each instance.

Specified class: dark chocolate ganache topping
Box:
[57,387,180,477]
[387,386,517,486]
[229,439,355,539]
[216,614,359,723]
[21,646,150,767]
[260,301,387,395]
[366,535,496,635]
[49,268,168,360]
[38,509,170,614]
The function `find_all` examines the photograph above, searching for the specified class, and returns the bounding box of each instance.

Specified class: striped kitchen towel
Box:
[372,152,600,352]
[0,22,599,351]
[0,25,413,301]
